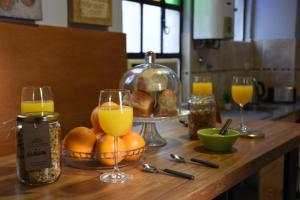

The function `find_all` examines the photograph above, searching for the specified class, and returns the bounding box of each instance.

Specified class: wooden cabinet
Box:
[259,111,300,200]
[0,22,127,156]
[259,157,284,200]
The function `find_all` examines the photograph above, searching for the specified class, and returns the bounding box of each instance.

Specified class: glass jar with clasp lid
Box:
[16,112,61,185]
[187,95,216,139]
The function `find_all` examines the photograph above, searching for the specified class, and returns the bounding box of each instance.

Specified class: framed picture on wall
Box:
[0,0,42,20]
[68,0,112,26]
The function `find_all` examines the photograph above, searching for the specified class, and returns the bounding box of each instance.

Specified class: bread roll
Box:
[135,68,168,92]
[21,0,35,6]
[155,89,178,117]
[0,0,14,10]
[131,91,154,117]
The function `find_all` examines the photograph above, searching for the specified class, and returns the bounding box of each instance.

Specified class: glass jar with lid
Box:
[120,51,182,147]
[16,112,61,185]
[187,95,216,139]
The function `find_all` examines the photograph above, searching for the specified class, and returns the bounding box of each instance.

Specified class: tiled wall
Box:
[191,40,254,100]
[253,39,296,88]
[191,38,298,101]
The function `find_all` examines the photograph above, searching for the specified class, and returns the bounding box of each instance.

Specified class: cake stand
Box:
[134,110,189,147]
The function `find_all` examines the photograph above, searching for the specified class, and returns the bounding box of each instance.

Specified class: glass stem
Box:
[240,104,245,132]
[113,136,120,175]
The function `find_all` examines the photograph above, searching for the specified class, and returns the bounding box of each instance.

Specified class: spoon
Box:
[219,118,232,135]
[179,119,188,127]
[170,154,219,169]
[143,163,195,180]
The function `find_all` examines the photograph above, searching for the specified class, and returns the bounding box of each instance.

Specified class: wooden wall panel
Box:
[0,22,127,156]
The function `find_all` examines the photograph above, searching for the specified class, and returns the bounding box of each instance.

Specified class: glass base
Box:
[235,126,265,139]
[100,172,132,183]
[140,122,167,147]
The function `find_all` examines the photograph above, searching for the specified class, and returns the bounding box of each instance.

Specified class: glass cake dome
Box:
[120,51,182,118]
[119,51,183,147]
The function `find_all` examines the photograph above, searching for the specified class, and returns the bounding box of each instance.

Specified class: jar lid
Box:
[17,112,59,122]
[188,95,215,104]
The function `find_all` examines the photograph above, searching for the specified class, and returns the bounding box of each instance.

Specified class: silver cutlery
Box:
[170,154,219,169]
[143,163,195,180]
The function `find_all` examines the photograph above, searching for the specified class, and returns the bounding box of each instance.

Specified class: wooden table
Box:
[0,119,300,200]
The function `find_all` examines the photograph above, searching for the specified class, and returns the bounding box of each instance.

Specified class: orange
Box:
[90,127,96,133]
[122,130,145,161]
[95,135,126,166]
[95,131,105,141]
[91,102,119,133]
[63,127,96,156]
[100,101,119,108]
[93,131,105,152]
[90,106,103,133]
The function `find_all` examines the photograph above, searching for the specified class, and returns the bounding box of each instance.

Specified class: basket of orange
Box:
[62,106,146,170]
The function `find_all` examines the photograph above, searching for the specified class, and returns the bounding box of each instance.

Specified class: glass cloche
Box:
[120,51,183,147]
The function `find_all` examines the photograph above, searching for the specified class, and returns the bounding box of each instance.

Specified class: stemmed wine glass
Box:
[2,86,54,140]
[231,77,265,138]
[98,89,133,183]
[21,86,54,113]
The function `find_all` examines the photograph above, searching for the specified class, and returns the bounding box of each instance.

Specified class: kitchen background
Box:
[1,0,300,102]
[182,0,300,102]
[1,1,300,198]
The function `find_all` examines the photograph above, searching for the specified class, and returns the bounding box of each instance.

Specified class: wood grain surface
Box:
[259,112,300,200]
[0,22,127,156]
[1,119,300,200]
[259,156,284,200]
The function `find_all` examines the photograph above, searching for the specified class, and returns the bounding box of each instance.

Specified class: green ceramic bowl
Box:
[197,128,240,152]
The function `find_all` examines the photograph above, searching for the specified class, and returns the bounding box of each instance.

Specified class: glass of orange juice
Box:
[192,75,213,96]
[231,77,254,135]
[232,77,265,138]
[98,89,133,183]
[232,77,253,135]
[21,86,54,113]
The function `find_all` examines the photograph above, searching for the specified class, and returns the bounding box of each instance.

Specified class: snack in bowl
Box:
[63,127,96,157]
[122,130,145,161]
[197,128,240,152]
[63,103,146,168]
[95,135,126,166]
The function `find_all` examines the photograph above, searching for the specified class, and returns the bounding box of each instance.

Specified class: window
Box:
[122,0,182,58]
[234,0,245,41]
[234,0,253,42]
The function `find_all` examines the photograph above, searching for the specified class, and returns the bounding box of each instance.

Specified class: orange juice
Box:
[232,85,253,106]
[192,82,213,96]
[21,100,54,113]
[98,106,133,137]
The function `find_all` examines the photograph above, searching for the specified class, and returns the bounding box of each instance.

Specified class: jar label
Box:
[22,122,52,171]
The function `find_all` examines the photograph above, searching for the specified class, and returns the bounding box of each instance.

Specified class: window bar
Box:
[125,0,181,58]
[141,1,144,54]
[178,0,183,70]
[161,0,166,54]
[242,0,246,41]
